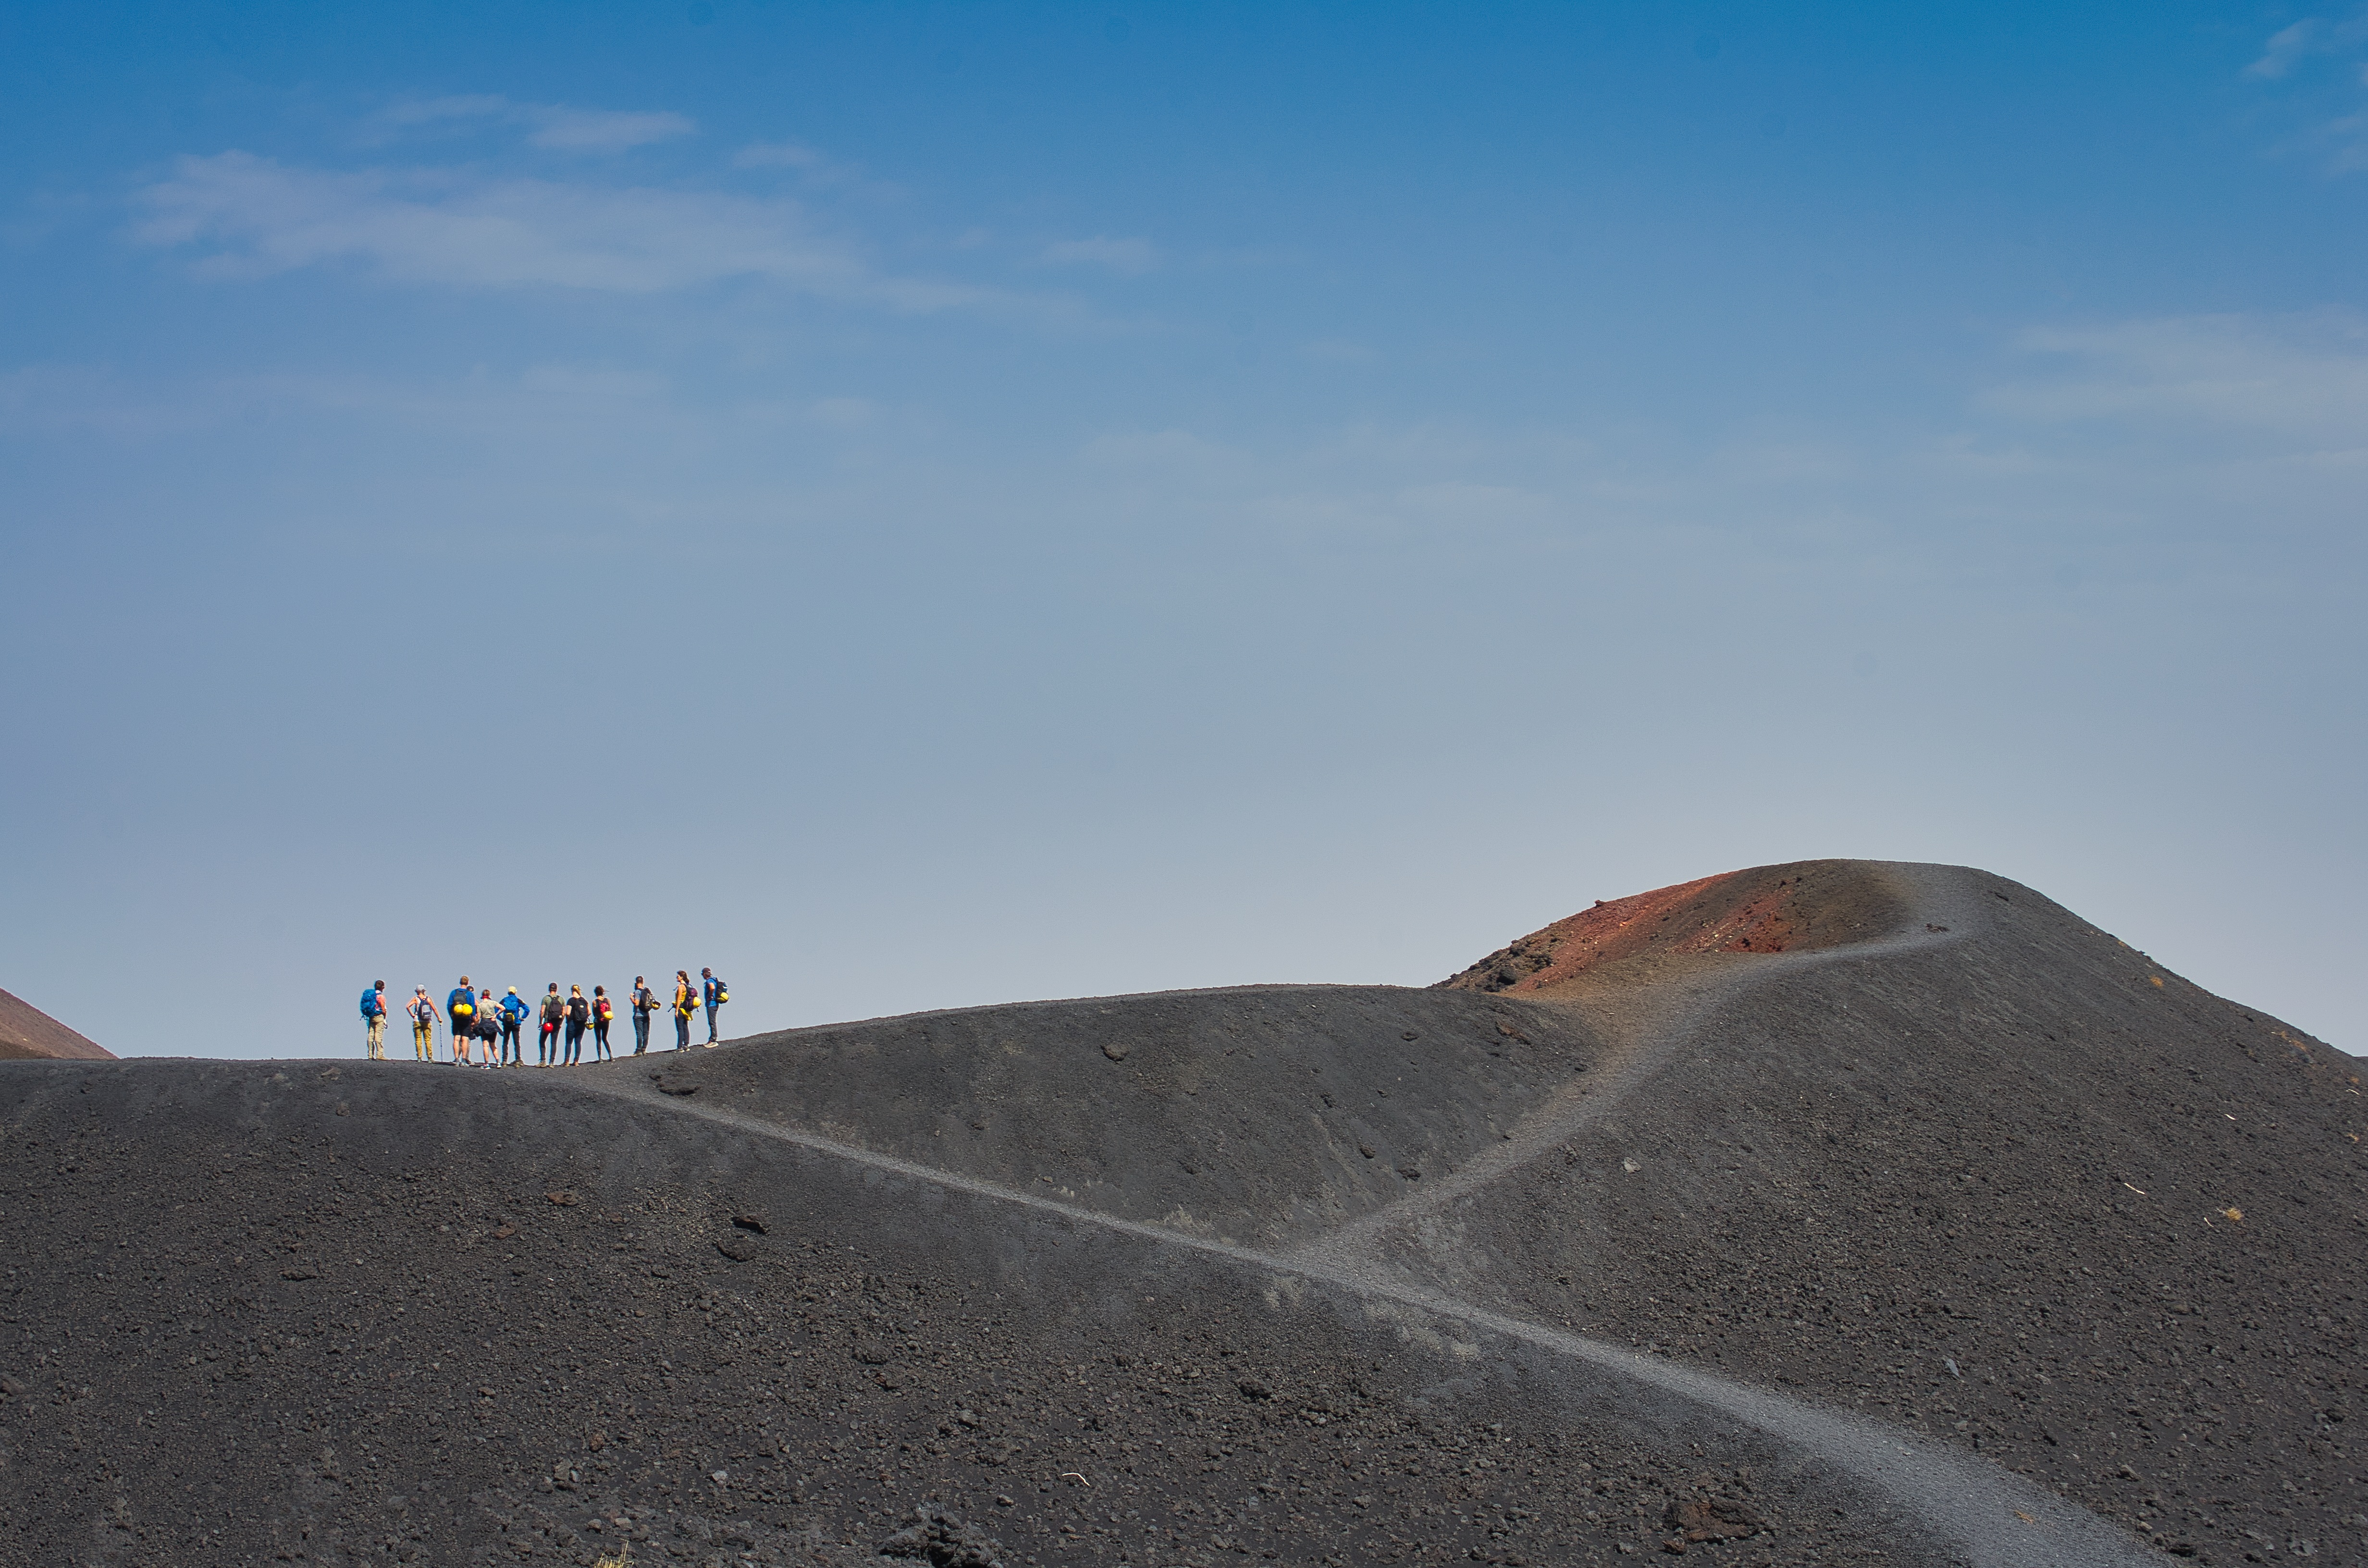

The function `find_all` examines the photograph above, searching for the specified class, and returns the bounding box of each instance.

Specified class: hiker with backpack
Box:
[498,987,530,1066]
[538,983,563,1066]
[408,986,440,1061]
[445,978,478,1066]
[360,981,388,1060]
[701,967,728,1045]
[472,1002,500,1066]
[629,976,658,1054]
[673,970,696,1050]
[563,984,591,1066]
[591,985,616,1060]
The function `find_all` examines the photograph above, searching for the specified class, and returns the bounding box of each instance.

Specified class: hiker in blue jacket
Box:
[498,987,531,1067]
[701,967,728,1045]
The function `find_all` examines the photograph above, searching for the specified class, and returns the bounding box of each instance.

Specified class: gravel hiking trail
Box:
[564,863,2154,1568]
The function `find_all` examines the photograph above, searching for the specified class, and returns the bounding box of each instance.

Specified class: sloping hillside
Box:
[619,983,1599,1249]
[0,860,2348,1568]
[0,1055,1935,1568]
[0,984,112,1060]
[1390,863,2366,1563]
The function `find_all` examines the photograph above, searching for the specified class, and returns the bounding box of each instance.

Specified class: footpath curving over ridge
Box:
[1387,862,2368,1565]
[0,983,113,1061]
[610,984,1602,1250]
[0,859,2350,1567]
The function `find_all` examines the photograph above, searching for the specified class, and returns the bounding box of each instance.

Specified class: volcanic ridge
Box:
[0,860,2359,1568]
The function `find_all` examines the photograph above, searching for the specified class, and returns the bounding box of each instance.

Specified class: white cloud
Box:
[380,95,695,153]
[2245,19,2322,80]
[134,151,985,308]
[528,108,695,152]
[1040,235,1159,273]
[1990,314,2368,446]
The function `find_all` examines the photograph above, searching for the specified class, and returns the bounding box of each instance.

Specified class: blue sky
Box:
[3,1,2364,1057]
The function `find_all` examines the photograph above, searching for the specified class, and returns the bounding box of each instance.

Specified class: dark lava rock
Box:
[878,1503,1004,1567]
[1665,1493,1762,1543]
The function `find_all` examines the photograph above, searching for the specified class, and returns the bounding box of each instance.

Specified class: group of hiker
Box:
[357,969,728,1066]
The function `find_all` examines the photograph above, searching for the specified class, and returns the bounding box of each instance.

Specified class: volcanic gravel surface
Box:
[1399,862,2368,1565]
[0,859,2353,1568]
[2,1054,1912,1568]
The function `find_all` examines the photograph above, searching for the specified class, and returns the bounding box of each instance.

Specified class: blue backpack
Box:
[359,987,383,1019]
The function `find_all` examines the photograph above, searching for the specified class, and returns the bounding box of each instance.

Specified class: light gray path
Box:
[559,863,2158,1568]
[1291,860,1994,1274]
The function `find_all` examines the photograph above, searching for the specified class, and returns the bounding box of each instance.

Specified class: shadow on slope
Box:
[585,985,1601,1249]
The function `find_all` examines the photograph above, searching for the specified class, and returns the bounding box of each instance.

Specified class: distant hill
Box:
[0,985,112,1060]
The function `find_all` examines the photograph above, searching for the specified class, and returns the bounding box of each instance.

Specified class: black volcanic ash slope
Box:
[1,859,2347,1568]
[0,994,1913,1568]
[617,983,1603,1249]
[1412,862,2368,1566]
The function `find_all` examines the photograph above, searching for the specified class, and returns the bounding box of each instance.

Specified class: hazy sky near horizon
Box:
[4,1,2365,1058]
